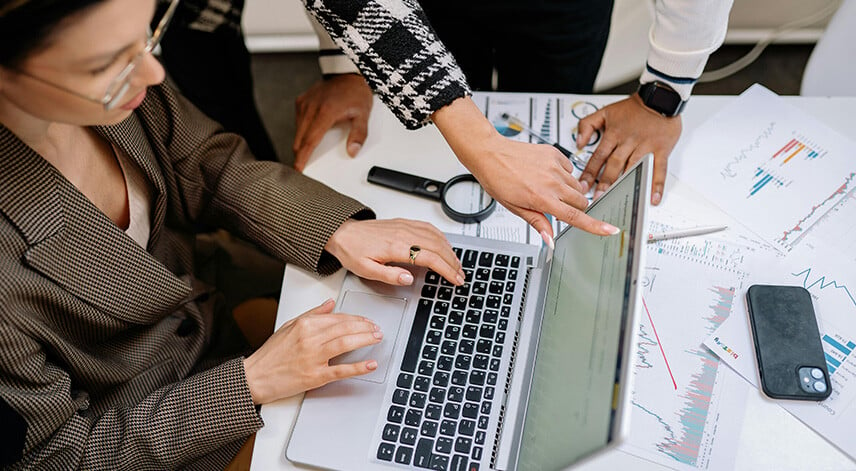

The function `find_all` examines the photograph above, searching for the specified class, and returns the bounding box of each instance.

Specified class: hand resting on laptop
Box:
[244,217,463,405]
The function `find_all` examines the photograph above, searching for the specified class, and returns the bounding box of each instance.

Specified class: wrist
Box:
[636,81,686,117]
[243,356,265,405]
[431,97,504,173]
[325,218,356,262]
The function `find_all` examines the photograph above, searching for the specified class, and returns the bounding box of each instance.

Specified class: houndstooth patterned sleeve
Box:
[302,0,471,129]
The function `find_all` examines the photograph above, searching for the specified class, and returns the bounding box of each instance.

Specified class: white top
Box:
[311,0,734,100]
[114,145,152,248]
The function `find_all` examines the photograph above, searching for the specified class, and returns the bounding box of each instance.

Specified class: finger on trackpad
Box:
[331,290,406,383]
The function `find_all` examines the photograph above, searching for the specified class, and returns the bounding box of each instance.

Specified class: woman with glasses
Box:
[0,0,466,468]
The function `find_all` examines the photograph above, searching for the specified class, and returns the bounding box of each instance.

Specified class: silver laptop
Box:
[288,155,652,471]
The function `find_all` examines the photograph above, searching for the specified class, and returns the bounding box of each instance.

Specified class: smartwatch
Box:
[637,81,686,117]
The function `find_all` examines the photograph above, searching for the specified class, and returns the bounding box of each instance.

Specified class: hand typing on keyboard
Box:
[243,298,384,404]
[325,219,465,286]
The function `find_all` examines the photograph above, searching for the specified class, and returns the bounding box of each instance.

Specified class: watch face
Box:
[640,82,684,116]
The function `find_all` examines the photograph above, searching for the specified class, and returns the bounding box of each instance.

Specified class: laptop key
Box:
[462,402,479,419]
[511,256,520,268]
[437,355,454,371]
[434,301,450,315]
[491,268,507,281]
[482,310,498,324]
[410,392,427,409]
[479,324,495,339]
[471,446,483,462]
[383,423,401,442]
[509,269,518,280]
[422,285,438,299]
[439,420,456,437]
[430,316,445,330]
[473,354,489,370]
[490,359,501,371]
[406,409,423,427]
[465,310,481,324]
[484,387,495,400]
[429,387,445,403]
[472,282,487,295]
[455,285,470,296]
[433,371,450,387]
[447,386,464,402]
[449,309,465,324]
[475,431,486,445]
[492,345,503,357]
[462,325,478,339]
[426,271,441,284]
[478,252,493,267]
[500,306,511,318]
[487,373,498,385]
[495,254,509,267]
[453,247,462,258]
[451,370,468,386]
[401,427,419,446]
[462,250,478,268]
[398,373,414,389]
[498,319,508,331]
[426,330,443,345]
[458,339,475,354]
[443,403,461,419]
[393,389,409,405]
[438,287,453,301]
[468,295,484,310]
[466,386,482,402]
[430,454,450,471]
[478,415,489,429]
[418,360,435,377]
[455,355,472,370]
[480,402,492,415]
[415,376,431,392]
[475,269,490,282]
[426,404,443,420]
[455,437,472,454]
[450,454,468,471]
[402,299,432,373]
[435,438,452,457]
[444,325,461,340]
[505,281,516,293]
[395,445,414,464]
[414,438,434,469]
[458,419,476,437]
[422,345,439,360]
[377,442,395,461]
[388,405,405,424]
[441,340,457,355]
[421,420,438,437]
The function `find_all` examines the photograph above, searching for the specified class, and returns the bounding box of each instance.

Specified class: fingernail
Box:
[456,274,465,285]
[652,192,662,206]
[540,231,555,250]
[594,189,604,199]
[603,223,621,235]
[322,298,335,306]
[367,360,378,370]
[372,322,380,331]
[399,272,414,285]
[373,330,384,339]
[580,181,589,193]
[576,136,583,148]
[347,142,362,156]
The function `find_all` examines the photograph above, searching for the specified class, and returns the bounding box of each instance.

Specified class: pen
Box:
[500,113,588,169]
[647,225,728,242]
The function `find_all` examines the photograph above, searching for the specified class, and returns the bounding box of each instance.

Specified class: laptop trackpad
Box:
[330,290,406,383]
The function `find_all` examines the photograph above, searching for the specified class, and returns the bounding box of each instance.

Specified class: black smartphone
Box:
[746,284,831,400]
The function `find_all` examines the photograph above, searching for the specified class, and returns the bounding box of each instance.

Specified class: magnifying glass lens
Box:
[443,179,494,215]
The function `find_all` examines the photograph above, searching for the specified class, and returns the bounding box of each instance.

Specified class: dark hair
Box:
[0,0,106,67]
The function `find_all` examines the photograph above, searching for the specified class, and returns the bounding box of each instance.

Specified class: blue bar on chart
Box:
[822,334,855,375]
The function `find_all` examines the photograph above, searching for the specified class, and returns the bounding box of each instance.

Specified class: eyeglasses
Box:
[15,0,180,110]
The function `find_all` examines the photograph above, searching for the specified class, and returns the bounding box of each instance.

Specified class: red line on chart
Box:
[642,296,678,390]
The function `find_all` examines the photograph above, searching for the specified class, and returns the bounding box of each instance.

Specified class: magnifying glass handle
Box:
[367,166,443,200]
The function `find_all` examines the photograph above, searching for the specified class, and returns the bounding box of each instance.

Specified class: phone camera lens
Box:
[811,368,824,380]
[813,380,827,393]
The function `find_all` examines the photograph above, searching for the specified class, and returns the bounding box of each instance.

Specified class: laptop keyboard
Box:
[376,247,522,471]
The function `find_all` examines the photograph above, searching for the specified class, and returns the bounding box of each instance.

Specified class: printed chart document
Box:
[617,194,753,470]
[704,245,856,461]
[671,84,856,261]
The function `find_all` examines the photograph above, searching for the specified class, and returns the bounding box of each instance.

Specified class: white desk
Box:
[252,93,856,470]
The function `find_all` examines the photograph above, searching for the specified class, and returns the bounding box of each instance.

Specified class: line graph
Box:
[641,296,677,389]
[779,172,856,250]
[791,267,856,308]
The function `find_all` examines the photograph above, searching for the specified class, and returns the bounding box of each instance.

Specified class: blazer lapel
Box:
[0,125,190,324]
[95,114,168,250]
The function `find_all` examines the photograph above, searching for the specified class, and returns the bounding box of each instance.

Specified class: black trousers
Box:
[420,0,614,93]
[158,0,279,162]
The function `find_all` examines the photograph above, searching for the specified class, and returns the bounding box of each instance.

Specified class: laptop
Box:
[287,154,652,470]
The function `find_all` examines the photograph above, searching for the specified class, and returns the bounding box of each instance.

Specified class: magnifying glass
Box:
[367,166,496,223]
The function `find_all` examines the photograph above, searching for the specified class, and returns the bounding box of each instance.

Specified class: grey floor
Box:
[249,44,815,167]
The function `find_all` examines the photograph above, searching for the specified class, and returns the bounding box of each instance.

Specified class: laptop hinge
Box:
[490,263,548,470]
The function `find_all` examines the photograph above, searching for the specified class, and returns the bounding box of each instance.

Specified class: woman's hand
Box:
[431,97,619,241]
[325,218,464,286]
[243,299,382,404]
[576,94,681,205]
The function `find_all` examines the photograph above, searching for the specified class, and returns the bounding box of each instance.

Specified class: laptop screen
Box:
[516,165,643,469]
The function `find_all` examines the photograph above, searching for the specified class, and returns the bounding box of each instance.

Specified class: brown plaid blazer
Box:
[0,83,371,469]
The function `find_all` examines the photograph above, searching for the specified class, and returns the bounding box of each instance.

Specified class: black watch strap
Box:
[637,81,686,117]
